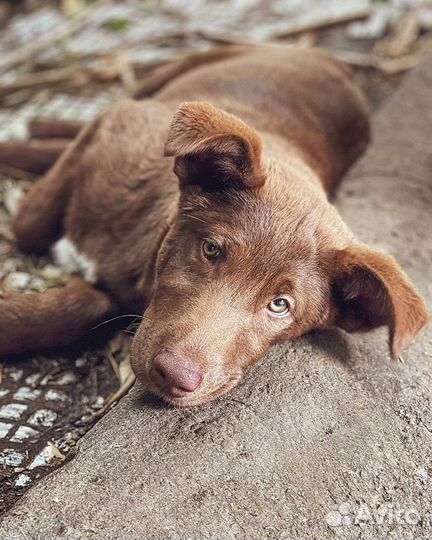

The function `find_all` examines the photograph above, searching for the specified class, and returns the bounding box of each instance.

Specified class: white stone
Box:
[14,473,32,488]
[54,371,77,385]
[419,7,432,30]
[0,403,28,420]
[40,264,63,280]
[415,466,428,480]
[7,368,23,382]
[29,277,46,291]
[11,425,39,443]
[28,442,64,469]
[3,271,31,291]
[347,5,396,40]
[93,396,105,408]
[3,182,24,216]
[0,421,13,438]
[13,387,42,401]
[0,449,24,467]
[27,409,57,428]
[45,389,68,402]
[24,373,41,386]
[75,357,87,368]
[325,510,342,527]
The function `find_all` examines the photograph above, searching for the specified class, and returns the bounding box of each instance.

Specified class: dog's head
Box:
[131,102,428,406]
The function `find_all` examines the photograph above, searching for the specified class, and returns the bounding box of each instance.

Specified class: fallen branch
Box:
[0,67,89,97]
[374,9,421,58]
[334,49,424,74]
[95,371,136,417]
[197,5,371,43]
[0,63,125,98]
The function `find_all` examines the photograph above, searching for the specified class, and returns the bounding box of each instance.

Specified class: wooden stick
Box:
[0,64,125,98]
[334,49,423,74]
[275,8,371,38]
[196,6,371,43]
[0,67,89,97]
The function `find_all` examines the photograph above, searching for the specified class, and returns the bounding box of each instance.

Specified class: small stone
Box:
[0,403,28,420]
[415,466,428,480]
[29,277,46,292]
[419,7,432,30]
[0,389,10,398]
[0,421,13,438]
[45,389,68,402]
[339,501,353,516]
[325,510,342,528]
[11,425,39,443]
[25,373,41,386]
[1,259,20,274]
[7,119,29,142]
[40,375,51,385]
[3,271,31,291]
[28,442,65,469]
[54,371,77,385]
[14,473,32,488]
[3,182,24,216]
[75,357,87,368]
[27,409,57,428]
[6,368,23,382]
[92,396,105,409]
[347,5,395,40]
[13,387,42,401]
[40,264,63,280]
[0,449,24,467]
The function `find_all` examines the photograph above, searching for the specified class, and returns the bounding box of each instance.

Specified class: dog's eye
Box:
[268,297,290,317]
[202,239,221,260]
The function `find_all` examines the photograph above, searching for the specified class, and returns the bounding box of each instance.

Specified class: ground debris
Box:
[28,441,65,470]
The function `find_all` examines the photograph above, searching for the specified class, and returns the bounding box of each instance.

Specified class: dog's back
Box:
[151,46,370,191]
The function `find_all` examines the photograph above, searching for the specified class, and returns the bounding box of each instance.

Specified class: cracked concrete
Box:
[0,50,431,539]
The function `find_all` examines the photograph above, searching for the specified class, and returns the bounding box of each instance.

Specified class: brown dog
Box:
[0,46,428,406]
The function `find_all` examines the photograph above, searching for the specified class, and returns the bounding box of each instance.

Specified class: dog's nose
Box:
[151,351,202,396]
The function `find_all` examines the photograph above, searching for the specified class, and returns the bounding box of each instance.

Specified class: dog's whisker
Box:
[90,314,143,332]
[125,320,141,334]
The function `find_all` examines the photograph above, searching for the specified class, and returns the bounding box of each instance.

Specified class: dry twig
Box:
[374,9,421,58]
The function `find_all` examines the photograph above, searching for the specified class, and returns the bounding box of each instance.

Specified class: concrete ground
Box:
[0,49,431,540]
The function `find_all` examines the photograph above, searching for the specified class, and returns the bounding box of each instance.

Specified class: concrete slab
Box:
[1,51,431,540]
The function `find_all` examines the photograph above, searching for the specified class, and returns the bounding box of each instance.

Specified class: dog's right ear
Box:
[164,102,265,192]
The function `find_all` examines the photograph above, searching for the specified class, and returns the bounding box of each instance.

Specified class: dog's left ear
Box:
[164,102,265,191]
[330,245,428,359]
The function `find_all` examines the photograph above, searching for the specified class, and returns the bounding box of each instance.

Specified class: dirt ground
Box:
[0,0,430,518]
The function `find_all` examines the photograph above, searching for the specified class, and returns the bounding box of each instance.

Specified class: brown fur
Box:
[0,46,428,406]
[0,139,69,175]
